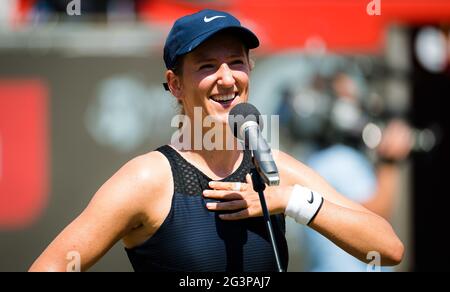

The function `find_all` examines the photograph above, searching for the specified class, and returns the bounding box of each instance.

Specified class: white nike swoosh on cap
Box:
[203,15,226,23]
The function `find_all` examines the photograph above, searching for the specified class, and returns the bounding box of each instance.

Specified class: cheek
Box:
[181,76,203,100]
[181,79,211,112]
[195,75,218,99]
[235,72,250,90]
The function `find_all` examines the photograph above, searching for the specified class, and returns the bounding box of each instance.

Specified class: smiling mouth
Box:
[209,92,238,104]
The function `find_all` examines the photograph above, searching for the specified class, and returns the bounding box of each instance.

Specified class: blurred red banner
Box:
[0,79,49,230]
[138,0,450,53]
[15,0,450,52]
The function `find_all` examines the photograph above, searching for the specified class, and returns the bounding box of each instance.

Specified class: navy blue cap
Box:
[163,9,259,70]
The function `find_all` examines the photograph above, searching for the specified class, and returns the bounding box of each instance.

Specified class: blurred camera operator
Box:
[328,71,413,219]
[280,68,412,272]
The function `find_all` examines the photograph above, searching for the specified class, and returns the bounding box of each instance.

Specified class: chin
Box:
[208,112,229,125]
[205,94,247,122]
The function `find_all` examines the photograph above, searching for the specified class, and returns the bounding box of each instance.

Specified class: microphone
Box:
[228,103,280,186]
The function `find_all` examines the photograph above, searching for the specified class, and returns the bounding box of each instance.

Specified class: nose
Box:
[216,63,235,88]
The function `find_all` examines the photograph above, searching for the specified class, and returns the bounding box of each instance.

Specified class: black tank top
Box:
[125,145,289,272]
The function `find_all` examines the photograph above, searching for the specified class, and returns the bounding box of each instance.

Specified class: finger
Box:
[246,173,253,186]
[203,190,243,200]
[232,182,242,192]
[208,181,236,190]
[209,181,248,192]
[206,200,248,211]
[218,209,251,221]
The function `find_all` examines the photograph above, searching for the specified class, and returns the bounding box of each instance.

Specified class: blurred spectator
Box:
[279,69,413,272]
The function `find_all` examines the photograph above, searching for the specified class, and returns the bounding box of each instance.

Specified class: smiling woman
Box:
[167,32,250,124]
[167,36,253,130]
[164,17,255,127]
[29,9,404,272]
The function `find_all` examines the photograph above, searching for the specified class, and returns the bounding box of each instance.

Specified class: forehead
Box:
[187,32,247,62]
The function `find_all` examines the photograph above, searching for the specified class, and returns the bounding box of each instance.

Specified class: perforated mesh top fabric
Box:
[125,145,289,272]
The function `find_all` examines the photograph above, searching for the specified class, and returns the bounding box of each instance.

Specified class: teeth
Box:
[211,93,236,102]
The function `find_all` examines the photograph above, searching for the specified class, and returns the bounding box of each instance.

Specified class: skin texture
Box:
[29,32,404,272]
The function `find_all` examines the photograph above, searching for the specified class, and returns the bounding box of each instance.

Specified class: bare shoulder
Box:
[28,150,173,271]
[79,149,174,244]
[272,148,301,165]
[111,150,174,248]
[119,150,171,188]
[98,150,172,207]
[272,149,318,186]
[273,148,342,192]
[83,149,173,230]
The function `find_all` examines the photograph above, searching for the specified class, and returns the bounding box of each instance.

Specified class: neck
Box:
[172,122,244,179]
[191,147,243,179]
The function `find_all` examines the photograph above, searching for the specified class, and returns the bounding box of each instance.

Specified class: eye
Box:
[230,60,244,66]
[199,64,215,70]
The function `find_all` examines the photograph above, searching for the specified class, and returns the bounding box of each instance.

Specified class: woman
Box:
[29,9,403,272]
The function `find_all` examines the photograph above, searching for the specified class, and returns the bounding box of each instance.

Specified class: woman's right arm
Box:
[29,152,167,272]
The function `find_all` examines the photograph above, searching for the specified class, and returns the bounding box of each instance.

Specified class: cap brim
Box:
[176,26,260,58]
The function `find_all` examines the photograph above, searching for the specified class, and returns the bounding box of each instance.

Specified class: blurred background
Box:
[0,0,449,272]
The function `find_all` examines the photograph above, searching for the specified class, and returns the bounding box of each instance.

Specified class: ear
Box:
[249,58,255,71]
[165,70,183,99]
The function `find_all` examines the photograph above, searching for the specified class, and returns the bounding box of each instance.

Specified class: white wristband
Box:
[285,184,324,225]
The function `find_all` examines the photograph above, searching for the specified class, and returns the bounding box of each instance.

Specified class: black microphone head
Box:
[228,102,263,139]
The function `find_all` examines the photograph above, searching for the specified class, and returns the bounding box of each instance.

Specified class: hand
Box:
[203,174,292,220]
[377,119,413,162]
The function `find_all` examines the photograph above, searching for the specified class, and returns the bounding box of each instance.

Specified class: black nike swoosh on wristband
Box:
[307,191,314,204]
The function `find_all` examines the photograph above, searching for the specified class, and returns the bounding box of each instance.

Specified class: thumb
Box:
[246,173,253,185]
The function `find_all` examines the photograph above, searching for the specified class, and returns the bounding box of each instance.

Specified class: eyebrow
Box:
[193,53,245,63]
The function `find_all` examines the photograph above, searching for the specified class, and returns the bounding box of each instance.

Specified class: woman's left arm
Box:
[204,150,404,266]
[278,150,404,265]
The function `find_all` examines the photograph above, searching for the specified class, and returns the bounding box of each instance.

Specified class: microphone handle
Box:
[244,126,280,186]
